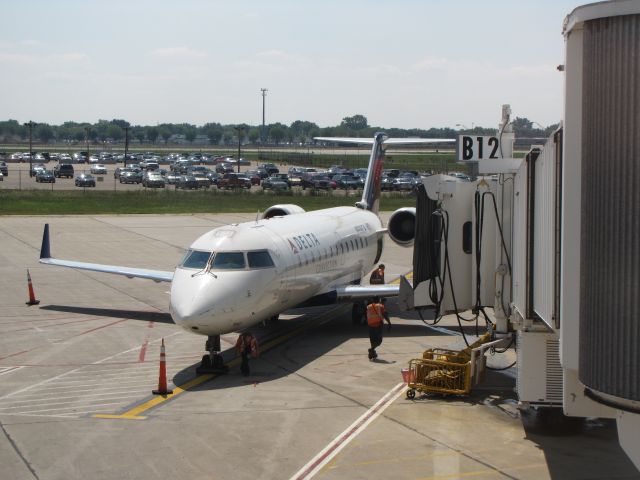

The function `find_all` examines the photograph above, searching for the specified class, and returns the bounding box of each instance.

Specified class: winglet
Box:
[40,224,51,259]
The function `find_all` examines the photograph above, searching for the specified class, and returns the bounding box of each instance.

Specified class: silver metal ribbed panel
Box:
[533,137,557,328]
[580,14,640,401]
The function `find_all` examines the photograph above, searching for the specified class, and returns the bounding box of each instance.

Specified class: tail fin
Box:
[313,134,455,215]
[357,132,387,214]
[314,133,387,214]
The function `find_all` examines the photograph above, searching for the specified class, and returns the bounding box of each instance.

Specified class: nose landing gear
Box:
[195,335,229,374]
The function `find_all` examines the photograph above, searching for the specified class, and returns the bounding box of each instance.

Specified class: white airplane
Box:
[39,133,453,372]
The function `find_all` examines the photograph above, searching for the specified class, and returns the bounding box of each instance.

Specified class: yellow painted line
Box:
[93,305,347,421]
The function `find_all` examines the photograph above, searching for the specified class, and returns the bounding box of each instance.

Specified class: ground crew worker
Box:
[235,331,259,376]
[366,297,391,360]
[369,264,385,285]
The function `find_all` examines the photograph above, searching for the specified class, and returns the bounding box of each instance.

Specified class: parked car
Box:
[392,177,415,191]
[119,170,143,184]
[35,170,55,183]
[243,170,262,186]
[259,163,279,175]
[30,163,46,177]
[380,175,395,191]
[175,175,199,190]
[90,164,107,175]
[332,174,360,189]
[192,173,211,189]
[261,175,289,191]
[165,172,181,185]
[207,172,222,186]
[303,174,336,190]
[75,174,96,187]
[215,163,235,174]
[142,172,166,188]
[217,173,252,189]
[0,161,7,176]
[54,163,75,178]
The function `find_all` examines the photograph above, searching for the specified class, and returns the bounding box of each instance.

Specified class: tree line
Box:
[0,114,558,146]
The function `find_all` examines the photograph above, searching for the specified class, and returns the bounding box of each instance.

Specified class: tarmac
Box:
[0,214,637,480]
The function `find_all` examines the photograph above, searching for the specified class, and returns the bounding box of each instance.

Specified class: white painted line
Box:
[0,366,24,377]
[0,332,181,401]
[0,391,148,407]
[289,382,406,480]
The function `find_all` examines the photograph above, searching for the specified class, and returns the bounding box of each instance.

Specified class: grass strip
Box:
[0,189,416,215]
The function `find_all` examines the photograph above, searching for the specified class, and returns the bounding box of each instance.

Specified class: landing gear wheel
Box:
[195,335,229,374]
[406,389,416,399]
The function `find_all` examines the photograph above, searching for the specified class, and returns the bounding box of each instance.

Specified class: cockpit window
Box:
[211,252,245,269]
[247,250,275,268]
[179,250,212,269]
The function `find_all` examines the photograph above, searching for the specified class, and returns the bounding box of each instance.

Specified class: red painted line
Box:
[0,350,32,362]
[4,317,104,334]
[67,319,128,339]
[138,339,149,363]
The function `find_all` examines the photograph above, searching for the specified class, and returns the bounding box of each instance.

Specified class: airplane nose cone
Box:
[169,269,240,334]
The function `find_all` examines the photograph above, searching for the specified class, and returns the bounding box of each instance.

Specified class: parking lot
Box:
[0,214,636,480]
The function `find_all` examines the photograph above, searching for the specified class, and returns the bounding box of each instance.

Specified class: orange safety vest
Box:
[236,335,259,357]
[366,303,385,327]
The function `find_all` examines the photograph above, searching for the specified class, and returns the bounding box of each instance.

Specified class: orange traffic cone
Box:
[25,269,40,306]
[152,338,173,395]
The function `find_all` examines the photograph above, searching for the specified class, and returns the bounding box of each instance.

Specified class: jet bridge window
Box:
[179,249,212,269]
[211,252,245,269]
[247,250,275,268]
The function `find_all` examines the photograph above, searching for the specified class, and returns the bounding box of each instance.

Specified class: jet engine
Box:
[387,207,416,247]
[262,204,306,219]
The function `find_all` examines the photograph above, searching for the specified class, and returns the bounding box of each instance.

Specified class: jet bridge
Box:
[399,2,640,470]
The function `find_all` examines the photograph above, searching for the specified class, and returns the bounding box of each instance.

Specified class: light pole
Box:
[24,121,37,176]
[261,88,268,143]
[234,127,244,173]
[84,126,91,165]
[123,126,130,167]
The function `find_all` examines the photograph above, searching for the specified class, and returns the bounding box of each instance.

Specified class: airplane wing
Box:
[314,137,455,146]
[314,137,374,145]
[334,284,399,301]
[382,138,455,145]
[38,224,174,283]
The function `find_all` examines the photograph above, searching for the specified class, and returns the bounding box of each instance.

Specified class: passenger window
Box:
[212,252,245,269]
[179,250,212,269]
[247,250,275,268]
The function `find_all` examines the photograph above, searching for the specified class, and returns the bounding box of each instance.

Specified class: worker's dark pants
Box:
[369,325,383,351]
[240,352,250,376]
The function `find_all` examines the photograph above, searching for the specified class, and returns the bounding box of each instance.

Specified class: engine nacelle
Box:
[262,204,306,219]
[387,207,416,247]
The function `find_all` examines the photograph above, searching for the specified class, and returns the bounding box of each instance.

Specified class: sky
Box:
[0,0,586,130]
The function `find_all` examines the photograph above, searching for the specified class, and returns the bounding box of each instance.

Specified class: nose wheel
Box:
[195,335,229,374]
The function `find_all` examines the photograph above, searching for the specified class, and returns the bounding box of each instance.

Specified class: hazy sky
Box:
[1,0,585,130]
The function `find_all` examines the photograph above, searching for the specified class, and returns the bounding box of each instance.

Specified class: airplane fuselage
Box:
[169,206,382,336]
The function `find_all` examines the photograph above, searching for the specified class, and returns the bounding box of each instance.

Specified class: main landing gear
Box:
[196,335,230,374]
